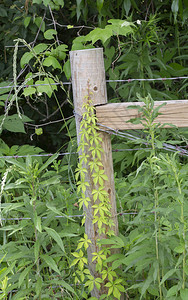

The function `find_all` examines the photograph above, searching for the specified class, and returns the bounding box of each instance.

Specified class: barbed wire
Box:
[24,115,74,128]
[106,76,188,83]
[0,75,188,91]
[0,212,139,222]
[97,122,188,156]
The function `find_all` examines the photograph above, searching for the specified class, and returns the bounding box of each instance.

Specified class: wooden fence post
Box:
[70,48,119,298]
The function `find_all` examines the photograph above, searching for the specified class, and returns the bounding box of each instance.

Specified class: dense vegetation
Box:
[0,0,188,299]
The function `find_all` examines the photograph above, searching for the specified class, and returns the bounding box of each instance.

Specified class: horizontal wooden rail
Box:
[95,100,188,130]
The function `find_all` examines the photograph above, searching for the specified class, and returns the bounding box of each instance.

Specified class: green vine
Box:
[71,91,124,299]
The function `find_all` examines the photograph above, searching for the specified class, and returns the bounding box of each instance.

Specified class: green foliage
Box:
[0,1,188,299]
[0,154,80,299]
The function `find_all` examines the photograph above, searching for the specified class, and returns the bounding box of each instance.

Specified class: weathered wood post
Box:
[70,48,119,298]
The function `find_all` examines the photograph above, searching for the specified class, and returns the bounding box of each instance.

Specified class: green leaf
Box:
[63,59,71,79]
[35,78,58,97]
[44,29,57,40]
[44,226,65,252]
[24,16,31,28]
[35,128,43,135]
[34,16,45,32]
[174,243,184,253]
[43,56,62,70]
[38,153,58,173]
[2,114,26,133]
[171,0,179,22]
[160,269,176,285]
[34,215,42,233]
[0,8,7,17]
[19,265,33,288]
[20,52,34,68]
[40,254,61,275]
[23,87,36,97]
[34,239,40,263]
[86,27,112,44]
[33,43,48,55]
[124,0,131,15]
[97,0,104,13]
[180,288,188,300]
[35,275,43,297]
[166,285,179,298]
[50,279,78,296]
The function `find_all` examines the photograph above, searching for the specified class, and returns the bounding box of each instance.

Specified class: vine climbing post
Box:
[70,48,119,298]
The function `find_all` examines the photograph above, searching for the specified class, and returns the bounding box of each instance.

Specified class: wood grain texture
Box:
[96,100,188,130]
[70,49,119,298]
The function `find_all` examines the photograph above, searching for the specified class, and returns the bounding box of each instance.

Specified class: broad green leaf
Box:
[23,87,36,97]
[174,243,184,253]
[3,115,25,133]
[166,285,179,298]
[54,0,64,6]
[86,27,112,44]
[44,29,57,40]
[24,16,31,28]
[35,78,58,97]
[180,288,188,300]
[43,56,62,70]
[33,43,48,55]
[34,16,45,32]
[40,254,61,275]
[20,52,34,68]
[44,226,65,252]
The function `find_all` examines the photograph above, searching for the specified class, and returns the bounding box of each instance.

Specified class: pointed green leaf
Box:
[40,254,61,275]
[19,265,33,288]
[44,226,65,252]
